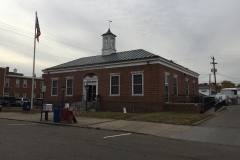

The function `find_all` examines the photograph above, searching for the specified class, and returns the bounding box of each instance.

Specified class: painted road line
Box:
[103,133,132,139]
[9,123,38,126]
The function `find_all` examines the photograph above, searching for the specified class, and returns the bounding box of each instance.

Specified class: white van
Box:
[221,88,239,105]
[15,98,30,106]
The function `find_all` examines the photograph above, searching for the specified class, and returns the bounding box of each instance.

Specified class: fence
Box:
[168,95,203,103]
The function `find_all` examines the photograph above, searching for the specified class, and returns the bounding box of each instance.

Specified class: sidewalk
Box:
[0,112,192,138]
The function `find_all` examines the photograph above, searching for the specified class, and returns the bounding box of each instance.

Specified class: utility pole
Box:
[210,57,217,93]
[209,74,211,96]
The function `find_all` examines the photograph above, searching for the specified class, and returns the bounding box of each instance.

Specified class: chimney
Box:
[14,68,17,73]
[6,67,9,74]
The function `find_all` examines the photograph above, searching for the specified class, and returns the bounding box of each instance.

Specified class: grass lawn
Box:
[77,112,212,125]
[1,107,42,114]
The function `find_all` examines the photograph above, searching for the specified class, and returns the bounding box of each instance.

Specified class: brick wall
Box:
[43,63,198,111]
[0,68,6,97]
[0,67,43,99]
[5,76,43,98]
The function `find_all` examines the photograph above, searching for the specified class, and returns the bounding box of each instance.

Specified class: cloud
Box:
[0,0,240,84]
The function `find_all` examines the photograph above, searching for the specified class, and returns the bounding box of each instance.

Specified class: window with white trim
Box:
[174,76,178,96]
[51,79,58,96]
[110,75,120,95]
[132,73,143,95]
[34,80,36,88]
[193,81,196,96]
[16,79,20,88]
[40,93,43,98]
[165,73,170,102]
[185,79,189,96]
[15,93,19,98]
[111,38,114,47]
[40,81,44,89]
[104,38,108,47]
[66,78,73,96]
[5,78,9,87]
[33,93,36,99]
[23,80,27,88]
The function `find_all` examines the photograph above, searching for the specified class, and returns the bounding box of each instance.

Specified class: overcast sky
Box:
[1,0,240,84]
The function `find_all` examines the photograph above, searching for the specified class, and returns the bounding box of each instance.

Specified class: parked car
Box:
[15,98,30,106]
[0,97,16,107]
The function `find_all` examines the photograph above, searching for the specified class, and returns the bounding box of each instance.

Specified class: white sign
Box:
[43,104,52,111]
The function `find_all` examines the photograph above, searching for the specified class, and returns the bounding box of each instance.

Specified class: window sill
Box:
[131,94,144,96]
[109,94,120,96]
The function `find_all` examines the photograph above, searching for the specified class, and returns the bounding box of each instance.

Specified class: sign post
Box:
[40,86,46,121]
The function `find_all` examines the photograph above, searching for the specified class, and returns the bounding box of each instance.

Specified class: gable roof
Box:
[43,49,159,71]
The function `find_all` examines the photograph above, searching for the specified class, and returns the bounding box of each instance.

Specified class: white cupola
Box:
[101,29,116,55]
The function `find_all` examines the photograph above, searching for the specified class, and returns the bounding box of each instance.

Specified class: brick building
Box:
[42,29,199,112]
[0,67,44,99]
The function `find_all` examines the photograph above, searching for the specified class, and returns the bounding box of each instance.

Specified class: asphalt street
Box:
[172,105,240,146]
[0,119,240,160]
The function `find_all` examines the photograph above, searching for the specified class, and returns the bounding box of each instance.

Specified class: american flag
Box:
[36,16,41,42]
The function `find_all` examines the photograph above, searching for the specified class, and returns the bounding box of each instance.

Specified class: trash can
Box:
[53,109,61,122]
[22,102,31,113]
[58,104,62,110]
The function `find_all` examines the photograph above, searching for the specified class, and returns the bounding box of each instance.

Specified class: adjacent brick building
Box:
[0,67,44,99]
[42,29,199,112]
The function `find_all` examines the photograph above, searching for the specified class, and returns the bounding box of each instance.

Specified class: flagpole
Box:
[31,12,37,109]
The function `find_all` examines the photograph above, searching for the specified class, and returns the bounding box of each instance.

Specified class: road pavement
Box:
[1,119,240,160]
[1,105,239,147]
[172,105,240,146]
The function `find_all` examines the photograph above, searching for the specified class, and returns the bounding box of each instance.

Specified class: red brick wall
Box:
[0,68,6,97]
[4,76,43,99]
[43,63,198,111]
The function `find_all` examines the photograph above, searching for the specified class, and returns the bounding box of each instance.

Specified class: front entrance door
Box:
[83,73,98,102]
[87,85,96,102]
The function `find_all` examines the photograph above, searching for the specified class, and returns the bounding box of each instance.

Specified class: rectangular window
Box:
[185,80,189,96]
[34,81,36,88]
[5,78,9,87]
[16,79,20,88]
[40,81,44,89]
[174,76,178,96]
[23,93,26,98]
[33,93,36,99]
[132,73,143,95]
[110,75,120,95]
[15,93,19,98]
[23,80,27,88]
[193,81,196,96]
[51,79,58,96]
[40,93,43,98]
[66,79,73,96]
[165,73,170,102]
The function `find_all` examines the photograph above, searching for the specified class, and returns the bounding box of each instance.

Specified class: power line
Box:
[0,21,99,54]
[0,43,72,60]
[216,73,240,80]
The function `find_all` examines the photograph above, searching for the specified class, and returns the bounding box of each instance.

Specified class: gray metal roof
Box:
[43,49,159,71]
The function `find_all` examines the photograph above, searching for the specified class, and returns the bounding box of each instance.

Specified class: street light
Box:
[61,85,66,108]
[85,83,89,111]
